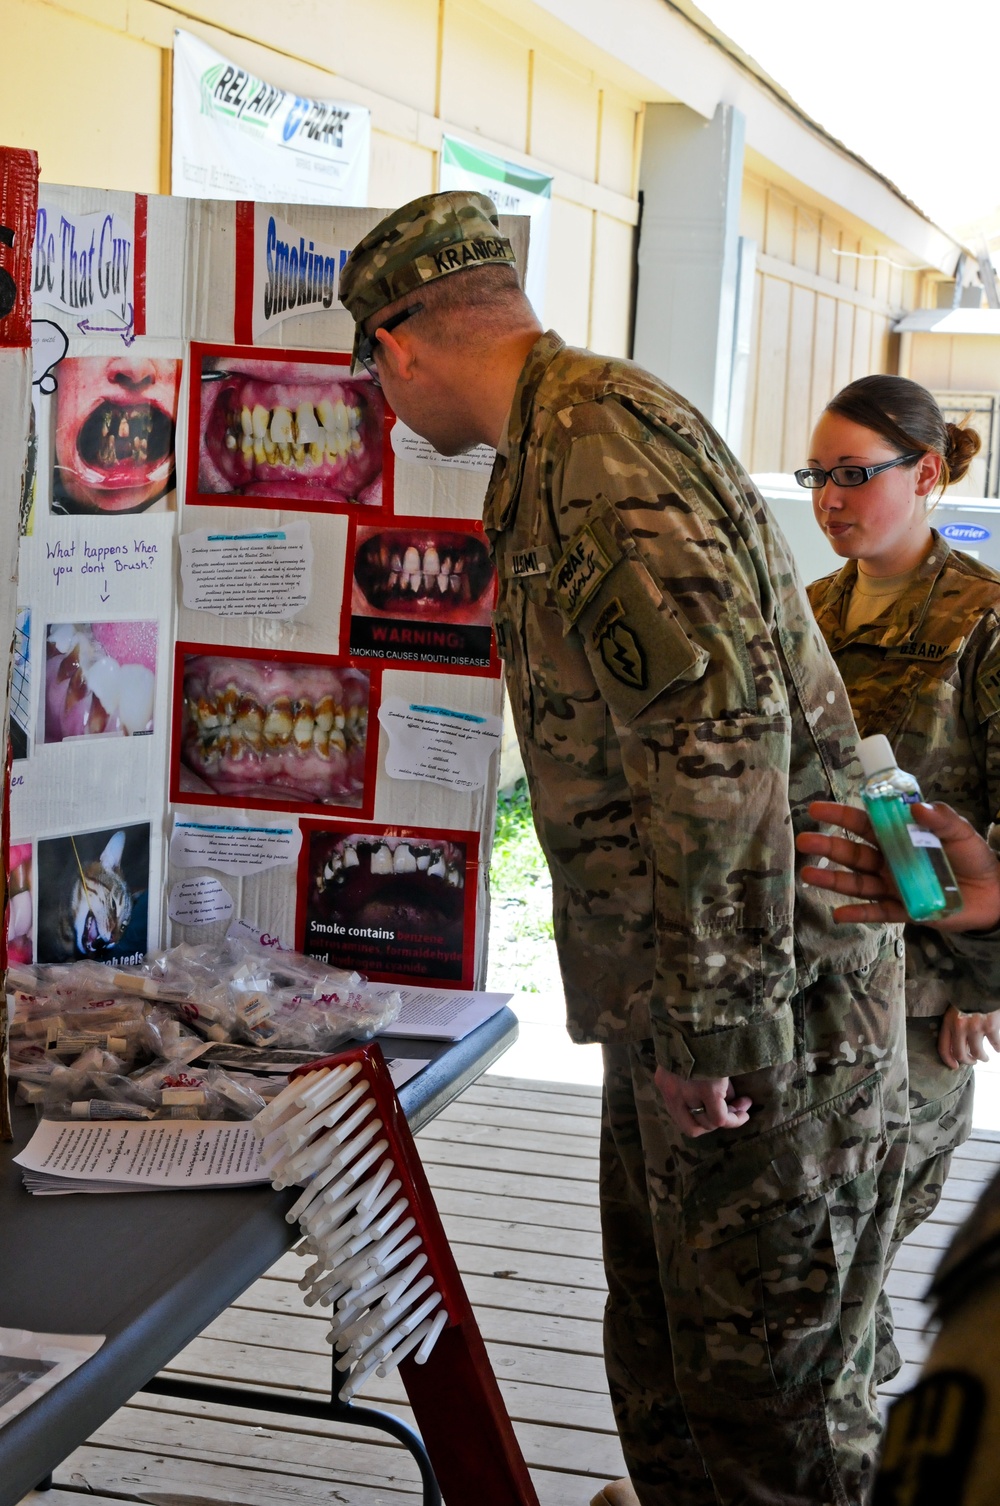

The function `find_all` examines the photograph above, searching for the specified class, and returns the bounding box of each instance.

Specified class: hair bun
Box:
[945,421,981,484]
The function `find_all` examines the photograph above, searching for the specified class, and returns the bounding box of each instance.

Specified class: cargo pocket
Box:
[677,1073,888,1394]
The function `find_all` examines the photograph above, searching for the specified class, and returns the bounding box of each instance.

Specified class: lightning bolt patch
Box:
[592,596,647,689]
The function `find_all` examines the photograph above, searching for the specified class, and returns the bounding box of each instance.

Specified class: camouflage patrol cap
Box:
[339,190,517,363]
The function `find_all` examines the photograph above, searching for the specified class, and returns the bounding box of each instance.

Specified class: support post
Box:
[633,101,746,446]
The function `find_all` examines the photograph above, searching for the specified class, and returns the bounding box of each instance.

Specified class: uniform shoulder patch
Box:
[873,1370,985,1506]
[591,597,647,689]
[550,525,615,622]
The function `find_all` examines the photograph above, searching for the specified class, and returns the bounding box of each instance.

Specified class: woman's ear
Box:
[915,449,944,498]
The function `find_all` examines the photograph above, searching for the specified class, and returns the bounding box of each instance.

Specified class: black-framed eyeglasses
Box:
[355,302,425,384]
[794,452,922,490]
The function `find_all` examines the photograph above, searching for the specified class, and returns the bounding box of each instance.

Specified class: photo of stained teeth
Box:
[44,621,157,743]
[196,351,387,508]
[178,652,371,811]
[36,821,150,965]
[52,356,181,514]
[301,827,473,985]
[349,523,497,668]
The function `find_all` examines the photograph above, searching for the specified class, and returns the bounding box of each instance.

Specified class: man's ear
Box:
[375,326,416,381]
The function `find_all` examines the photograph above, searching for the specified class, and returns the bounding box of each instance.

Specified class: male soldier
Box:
[339,191,909,1506]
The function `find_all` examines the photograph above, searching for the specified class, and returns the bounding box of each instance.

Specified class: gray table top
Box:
[0,1010,517,1506]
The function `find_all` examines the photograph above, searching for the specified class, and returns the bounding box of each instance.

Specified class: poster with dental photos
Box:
[7,178,525,992]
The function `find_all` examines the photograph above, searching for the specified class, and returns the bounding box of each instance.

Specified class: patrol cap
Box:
[339,190,517,365]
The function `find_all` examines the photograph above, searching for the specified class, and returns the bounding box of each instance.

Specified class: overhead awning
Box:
[893,308,1000,335]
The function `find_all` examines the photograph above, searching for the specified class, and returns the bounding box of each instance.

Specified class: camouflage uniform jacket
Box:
[809,535,1000,1018]
[484,331,899,1080]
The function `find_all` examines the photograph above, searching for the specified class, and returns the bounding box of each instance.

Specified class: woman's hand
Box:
[796,800,1000,932]
[937,1003,1000,1068]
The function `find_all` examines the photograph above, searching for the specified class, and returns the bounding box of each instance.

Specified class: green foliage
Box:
[490,779,554,946]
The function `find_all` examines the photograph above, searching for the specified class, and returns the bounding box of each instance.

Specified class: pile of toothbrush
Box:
[253,1054,451,1402]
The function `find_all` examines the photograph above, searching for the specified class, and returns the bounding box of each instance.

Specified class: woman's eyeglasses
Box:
[355,303,425,384]
[794,452,922,490]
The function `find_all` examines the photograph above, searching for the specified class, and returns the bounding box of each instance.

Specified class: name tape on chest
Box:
[896,637,965,662]
[550,526,615,622]
[507,546,553,578]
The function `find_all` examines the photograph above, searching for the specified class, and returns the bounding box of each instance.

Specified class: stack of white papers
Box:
[375,987,512,1041]
[15,1119,267,1195]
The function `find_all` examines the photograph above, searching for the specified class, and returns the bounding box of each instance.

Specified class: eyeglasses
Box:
[794,452,922,490]
[355,303,425,384]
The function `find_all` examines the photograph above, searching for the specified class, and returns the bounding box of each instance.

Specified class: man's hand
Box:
[797,800,1000,932]
[653,1066,752,1138]
[938,1004,1000,1068]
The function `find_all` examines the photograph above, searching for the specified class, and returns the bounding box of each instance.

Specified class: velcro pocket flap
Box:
[549,506,709,723]
[680,1071,886,1250]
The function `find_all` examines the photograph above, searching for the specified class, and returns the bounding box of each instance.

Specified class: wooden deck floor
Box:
[18,1076,1000,1506]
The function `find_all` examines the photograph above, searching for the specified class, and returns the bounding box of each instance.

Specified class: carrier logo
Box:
[942,523,991,543]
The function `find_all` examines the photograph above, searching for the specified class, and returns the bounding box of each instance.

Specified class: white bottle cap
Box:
[858,734,896,779]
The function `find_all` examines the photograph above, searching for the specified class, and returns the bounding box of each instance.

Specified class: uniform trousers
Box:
[894,1016,974,1248]
[600,1038,907,1506]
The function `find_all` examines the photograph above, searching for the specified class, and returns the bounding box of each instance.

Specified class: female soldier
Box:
[801,374,1000,1260]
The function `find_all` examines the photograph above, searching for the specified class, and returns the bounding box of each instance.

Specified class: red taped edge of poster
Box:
[0,148,39,349]
[296,819,479,991]
[169,641,381,821]
[185,341,395,517]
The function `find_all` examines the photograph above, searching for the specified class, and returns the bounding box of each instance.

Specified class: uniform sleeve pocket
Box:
[550,502,709,723]
[679,1071,887,1249]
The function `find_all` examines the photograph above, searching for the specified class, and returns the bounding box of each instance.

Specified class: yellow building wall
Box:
[740,171,926,473]
[1,0,642,355]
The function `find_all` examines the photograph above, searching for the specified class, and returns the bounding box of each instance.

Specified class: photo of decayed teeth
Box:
[197,354,386,506]
[352,527,495,623]
[310,833,467,931]
[44,621,157,743]
[180,654,370,808]
[53,356,181,515]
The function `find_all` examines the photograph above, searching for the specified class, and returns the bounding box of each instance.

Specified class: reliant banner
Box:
[171,30,370,206]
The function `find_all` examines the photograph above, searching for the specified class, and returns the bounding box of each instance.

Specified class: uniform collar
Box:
[812,529,954,649]
[486,330,565,531]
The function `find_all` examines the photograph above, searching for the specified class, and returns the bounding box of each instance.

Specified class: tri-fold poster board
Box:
[0,150,525,994]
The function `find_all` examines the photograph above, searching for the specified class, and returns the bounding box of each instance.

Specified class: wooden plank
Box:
[207,1297,605,1361]
[463,1082,602,1117]
[238,1269,607,1325]
[418,1117,601,1160]
[483,1073,602,1100]
[52,1444,420,1504]
[433,1097,601,1141]
[269,1237,607,1294]
[120,1390,625,1479]
[424,1160,600,1210]
[419,1137,598,1185]
[168,1329,612,1398]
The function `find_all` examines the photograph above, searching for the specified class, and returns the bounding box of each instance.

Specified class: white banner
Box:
[171,30,370,206]
[439,136,551,321]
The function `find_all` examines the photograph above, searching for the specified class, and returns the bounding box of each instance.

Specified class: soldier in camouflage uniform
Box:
[340,191,908,1505]
[804,377,1000,1265]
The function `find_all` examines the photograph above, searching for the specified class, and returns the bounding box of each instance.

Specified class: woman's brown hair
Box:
[826,374,981,489]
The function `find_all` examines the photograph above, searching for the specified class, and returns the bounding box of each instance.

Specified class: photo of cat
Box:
[36,822,150,965]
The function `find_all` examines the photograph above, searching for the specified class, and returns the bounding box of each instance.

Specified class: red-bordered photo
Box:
[186,343,394,516]
[342,516,500,677]
[296,820,479,989]
[170,642,380,819]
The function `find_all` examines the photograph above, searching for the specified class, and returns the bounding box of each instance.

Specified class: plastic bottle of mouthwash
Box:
[858,734,963,923]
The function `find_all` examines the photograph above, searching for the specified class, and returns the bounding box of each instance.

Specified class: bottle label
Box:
[907,827,942,849]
